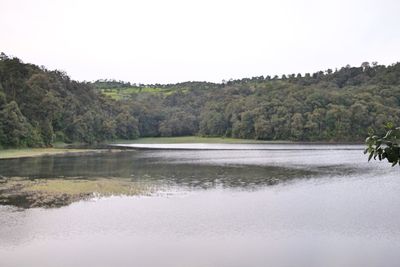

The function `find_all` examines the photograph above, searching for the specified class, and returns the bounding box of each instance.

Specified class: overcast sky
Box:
[1,0,399,84]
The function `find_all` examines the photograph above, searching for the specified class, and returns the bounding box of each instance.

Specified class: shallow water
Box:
[0,144,399,267]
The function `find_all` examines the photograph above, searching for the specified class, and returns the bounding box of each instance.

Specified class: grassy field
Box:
[101,87,179,100]
[111,136,293,144]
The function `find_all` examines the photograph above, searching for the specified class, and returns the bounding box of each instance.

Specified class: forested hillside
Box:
[1,53,400,148]
[0,53,139,147]
[93,61,400,142]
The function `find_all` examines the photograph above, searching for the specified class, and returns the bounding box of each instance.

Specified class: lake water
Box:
[1,144,400,267]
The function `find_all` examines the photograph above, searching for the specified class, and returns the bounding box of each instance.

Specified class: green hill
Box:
[1,53,399,148]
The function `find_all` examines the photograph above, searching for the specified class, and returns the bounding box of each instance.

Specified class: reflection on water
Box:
[0,144,400,267]
[0,151,316,189]
[0,144,376,190]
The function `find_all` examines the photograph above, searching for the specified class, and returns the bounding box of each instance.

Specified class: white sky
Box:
[1,0,399,84]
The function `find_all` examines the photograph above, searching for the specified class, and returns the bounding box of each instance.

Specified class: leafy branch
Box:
[365,123,400,166]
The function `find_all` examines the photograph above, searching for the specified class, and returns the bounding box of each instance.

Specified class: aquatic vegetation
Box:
[0,177,155,208]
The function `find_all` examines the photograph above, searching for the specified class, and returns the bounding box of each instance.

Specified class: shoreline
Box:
[0,148,123,160]
[0,137,365,159]
[110,136,365,145]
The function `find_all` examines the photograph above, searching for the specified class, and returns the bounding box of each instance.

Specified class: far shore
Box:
[111,136,364,145]
[0,148,120,160]
[0,136,364,160]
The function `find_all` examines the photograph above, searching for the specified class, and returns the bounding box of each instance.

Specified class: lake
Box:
[0,144,399,267]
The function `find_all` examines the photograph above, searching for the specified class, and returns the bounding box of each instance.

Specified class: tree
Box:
[231,111,255,139]
[115,112,139,139]
[254,117,272,140]
[0,101,42,147]
[290,113,304,140]
[199,110,227,136]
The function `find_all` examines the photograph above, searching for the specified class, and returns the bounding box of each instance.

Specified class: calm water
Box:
[1,144,400,267]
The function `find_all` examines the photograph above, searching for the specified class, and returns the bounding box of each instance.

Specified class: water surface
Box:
[0,144,399,267]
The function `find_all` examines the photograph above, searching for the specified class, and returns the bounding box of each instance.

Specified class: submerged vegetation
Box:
[1,53,400,148]
[0,146,329,208]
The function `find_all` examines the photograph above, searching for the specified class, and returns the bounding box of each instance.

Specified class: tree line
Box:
[1,52,400,148]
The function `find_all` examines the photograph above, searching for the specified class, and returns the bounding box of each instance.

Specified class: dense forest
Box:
[1,53,400,148]
[0,53,139,147]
